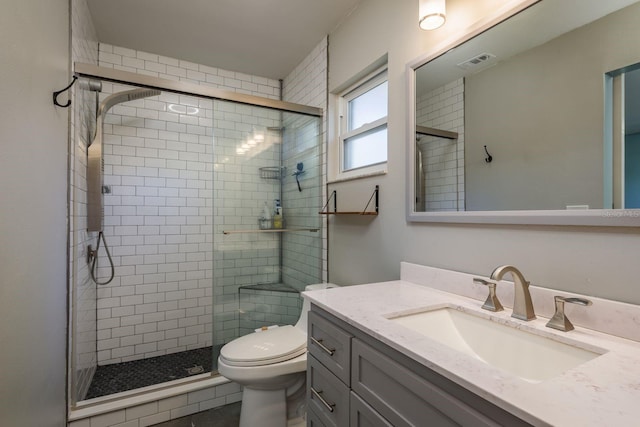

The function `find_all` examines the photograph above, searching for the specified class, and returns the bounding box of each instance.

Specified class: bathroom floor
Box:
[152,402,241,427]
[86,345,221,399]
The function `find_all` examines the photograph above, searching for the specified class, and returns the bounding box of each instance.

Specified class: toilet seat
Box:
[219,325,307,367]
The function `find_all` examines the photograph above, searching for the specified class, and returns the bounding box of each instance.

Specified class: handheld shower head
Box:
[87,87,161,232]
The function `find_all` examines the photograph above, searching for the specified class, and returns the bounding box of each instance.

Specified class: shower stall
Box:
[69,67,323,404]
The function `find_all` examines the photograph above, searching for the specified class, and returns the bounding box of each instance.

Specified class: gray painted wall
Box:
[465,2,640,211]
[0,0,69,425]
[327,0,640,305]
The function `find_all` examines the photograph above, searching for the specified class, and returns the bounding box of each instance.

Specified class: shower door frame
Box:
[74,63,322,118]
[70,63,323,407]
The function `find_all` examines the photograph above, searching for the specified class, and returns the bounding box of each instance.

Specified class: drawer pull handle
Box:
[310,336,335,356]
[311,387,335,413]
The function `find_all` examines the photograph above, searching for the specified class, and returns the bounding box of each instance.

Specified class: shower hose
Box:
[89,231,115,285]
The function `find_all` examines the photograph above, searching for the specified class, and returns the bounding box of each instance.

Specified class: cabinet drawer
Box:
[308,355,350,427]
[351,339,501,427]
[308,310,352,385]
[350,392,393,427]
[307,407,328,427]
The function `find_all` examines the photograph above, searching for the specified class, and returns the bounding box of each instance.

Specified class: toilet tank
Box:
[295,283,339,332]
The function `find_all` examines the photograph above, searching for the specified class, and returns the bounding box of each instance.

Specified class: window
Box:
[339,69,388,175]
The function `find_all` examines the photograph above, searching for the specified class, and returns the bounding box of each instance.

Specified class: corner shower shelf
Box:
[259,166,283,180]
[239,283,299,293]
[222,228,319,235]
[319,185,379,216]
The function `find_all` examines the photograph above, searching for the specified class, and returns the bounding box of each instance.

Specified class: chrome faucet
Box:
[490,265,536,321]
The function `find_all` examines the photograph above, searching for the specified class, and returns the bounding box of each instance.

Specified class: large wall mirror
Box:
[407,0,640,226]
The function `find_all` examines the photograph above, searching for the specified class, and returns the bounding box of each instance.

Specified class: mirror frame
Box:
[406,0,640,227]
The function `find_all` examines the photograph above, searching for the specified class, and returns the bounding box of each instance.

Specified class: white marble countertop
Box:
[304,265,640,427]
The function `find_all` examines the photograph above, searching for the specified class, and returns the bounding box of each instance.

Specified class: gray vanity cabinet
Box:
[307,309,352,426]
[350,392,393,427]
[307,305,532,427]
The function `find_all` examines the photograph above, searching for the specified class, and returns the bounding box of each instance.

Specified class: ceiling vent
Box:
[456,53,497,70]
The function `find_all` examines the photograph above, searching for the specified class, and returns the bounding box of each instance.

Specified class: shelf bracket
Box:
[320,190,338,214]
[319,185,379,216]
[363,185,379,215]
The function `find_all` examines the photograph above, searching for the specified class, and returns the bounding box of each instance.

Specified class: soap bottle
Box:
[260,202,271,229]
[273,199,283,229]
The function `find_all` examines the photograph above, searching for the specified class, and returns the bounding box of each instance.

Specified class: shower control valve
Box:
[87,244,97,264]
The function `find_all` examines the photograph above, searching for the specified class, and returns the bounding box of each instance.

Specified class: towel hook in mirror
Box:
[484,145,493,163]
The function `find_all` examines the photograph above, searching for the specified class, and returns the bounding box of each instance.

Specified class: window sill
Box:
[328,169,387,185]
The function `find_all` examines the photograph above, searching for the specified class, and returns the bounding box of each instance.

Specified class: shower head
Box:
[98,88,161,117]
[87,87,161,232]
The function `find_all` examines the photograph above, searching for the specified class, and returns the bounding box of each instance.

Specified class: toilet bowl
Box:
[218,283,337,427]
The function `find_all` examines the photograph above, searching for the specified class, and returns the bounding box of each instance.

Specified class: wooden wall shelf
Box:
[319,212,378,216]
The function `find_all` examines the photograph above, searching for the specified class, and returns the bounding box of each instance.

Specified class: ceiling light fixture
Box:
[168,104,200,115]
[419,0,446,30]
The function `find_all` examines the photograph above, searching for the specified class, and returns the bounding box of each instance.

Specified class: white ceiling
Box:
[85,0,361,80]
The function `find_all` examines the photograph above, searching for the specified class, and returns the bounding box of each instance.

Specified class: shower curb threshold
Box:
[69,374,231,421]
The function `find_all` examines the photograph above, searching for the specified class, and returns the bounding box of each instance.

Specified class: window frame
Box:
[337,67,388,179]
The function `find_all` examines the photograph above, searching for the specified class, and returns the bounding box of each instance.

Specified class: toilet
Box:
[217,283,337,427]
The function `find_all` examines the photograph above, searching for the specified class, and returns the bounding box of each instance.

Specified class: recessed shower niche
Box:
[69,69,322,403]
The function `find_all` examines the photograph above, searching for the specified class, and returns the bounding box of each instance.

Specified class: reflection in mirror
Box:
[415,124,461,212]
[624,67,640,208]
[410,0,640,223]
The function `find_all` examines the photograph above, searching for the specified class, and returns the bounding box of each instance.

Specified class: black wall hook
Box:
[484,145,493,163]
[53,76,78,108]
[292,162,305,192]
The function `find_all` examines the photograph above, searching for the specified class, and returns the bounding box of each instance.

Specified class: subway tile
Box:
[68,419,91,427]
[121,295,144,306]
[186,69,205,81]
[170,403,199,419]
[187,386,216,404]
[120,314,144,327]
[87,409,126,427]
[139,411,170,427]
[178,60,199,71]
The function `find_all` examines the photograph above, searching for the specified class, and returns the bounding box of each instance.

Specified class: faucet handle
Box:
[473,278,504,312]
[546,296,593,332]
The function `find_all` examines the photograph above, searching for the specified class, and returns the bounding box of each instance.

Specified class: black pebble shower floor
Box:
[86,346,219,399]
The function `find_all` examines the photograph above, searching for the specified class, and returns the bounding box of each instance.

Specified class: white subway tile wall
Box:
[67,381,242,427]
[70,0,99,403]
[97,43,322,359]
[70,2,327,423]
[282,37,327,285]
[239,289,302,335]
[415,78,465,211]
[212,105,283,344]
[280,114,323,290]
[95,82,217,364]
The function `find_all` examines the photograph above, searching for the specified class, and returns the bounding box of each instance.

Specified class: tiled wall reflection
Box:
[416,78,465,211]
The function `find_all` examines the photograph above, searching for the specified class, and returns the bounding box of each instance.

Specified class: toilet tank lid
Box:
[220,325,306,364]
[304,283,339,291]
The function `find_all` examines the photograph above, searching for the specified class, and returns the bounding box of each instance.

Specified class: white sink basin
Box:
[388,306,604,382]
